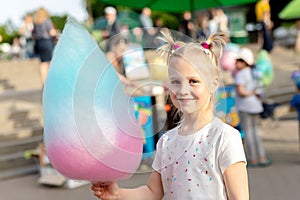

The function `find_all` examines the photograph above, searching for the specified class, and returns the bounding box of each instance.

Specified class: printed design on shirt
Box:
[159,118,222,168]
[158,118,224,196]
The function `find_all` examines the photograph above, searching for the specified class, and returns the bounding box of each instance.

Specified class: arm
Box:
[223,162,249,200]
[236,85,254,97]
[45,18,57,38]
[92,171,164,200]
[257,28,263,47]
[106,51,138,87]
[19,23,26,35]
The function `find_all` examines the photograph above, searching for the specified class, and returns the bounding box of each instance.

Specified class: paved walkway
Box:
[0,116,299,200]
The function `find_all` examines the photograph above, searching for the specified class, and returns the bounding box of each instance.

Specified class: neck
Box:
[179,109,214,135]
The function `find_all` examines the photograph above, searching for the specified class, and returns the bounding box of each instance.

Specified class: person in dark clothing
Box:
[32,7,57,86]
[180,11,194,37]
[196,12,211,40]
[259,11,273,53]
[102,6,121,52]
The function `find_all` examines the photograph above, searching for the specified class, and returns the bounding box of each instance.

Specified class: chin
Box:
[178,106,199,114]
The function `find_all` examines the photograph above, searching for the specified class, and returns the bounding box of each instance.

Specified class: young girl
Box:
[91,31,249,200]
[234,48,270,167]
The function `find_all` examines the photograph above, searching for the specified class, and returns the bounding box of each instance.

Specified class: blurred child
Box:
[91,31,249,200]
[234,48,271,167]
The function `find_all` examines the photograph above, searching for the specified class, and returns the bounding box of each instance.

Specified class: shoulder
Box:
[155,126,179,150]
[216,119,246,172]
[44,18,52,25]
[235,68,250,81]
[214,118,240,137]
[291,94,300,104]
[211,118,242,147]
[203,118,241,147]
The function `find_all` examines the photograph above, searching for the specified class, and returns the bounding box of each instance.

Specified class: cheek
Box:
[193,88,210,102]
[169,92,180,109]
[235,62,243,70]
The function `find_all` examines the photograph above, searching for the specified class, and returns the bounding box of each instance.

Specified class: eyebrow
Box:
[186,76,202,80]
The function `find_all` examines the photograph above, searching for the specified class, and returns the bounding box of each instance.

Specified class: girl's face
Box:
[235,59,247,71]
[168,57,211,115]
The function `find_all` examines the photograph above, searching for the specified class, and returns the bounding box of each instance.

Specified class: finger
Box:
[91,185,100,191]
[92,181,109,187]
[94,191,102,196]
[91,182,101,187]
[100,182,110,186]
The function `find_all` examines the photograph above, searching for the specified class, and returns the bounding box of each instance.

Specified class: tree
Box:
[51,16,68,32]
[0,23,18,44]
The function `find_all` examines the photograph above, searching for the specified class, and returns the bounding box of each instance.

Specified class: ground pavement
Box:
[0,115,299,200]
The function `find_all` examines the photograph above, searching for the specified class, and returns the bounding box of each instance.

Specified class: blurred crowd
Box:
[97,6,231,51]
[3,2,300,62]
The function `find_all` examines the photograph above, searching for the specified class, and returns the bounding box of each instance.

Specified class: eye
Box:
[189,79,200,85]
[171,80,180,84]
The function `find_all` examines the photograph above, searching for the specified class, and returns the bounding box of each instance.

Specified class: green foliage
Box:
[0,25,18,44]
[152,11,180,30]
[280,20,297,28]
[90,1,180,30]
[90,0,107,19]
[0,15,68,44]
[50,16,68,32]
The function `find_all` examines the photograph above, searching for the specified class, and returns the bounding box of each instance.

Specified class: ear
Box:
[212,77,219,92]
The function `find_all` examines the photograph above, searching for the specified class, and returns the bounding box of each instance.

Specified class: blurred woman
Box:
[32,7,57,86]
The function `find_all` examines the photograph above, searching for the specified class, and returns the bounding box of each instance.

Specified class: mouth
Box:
[177,98,195,102]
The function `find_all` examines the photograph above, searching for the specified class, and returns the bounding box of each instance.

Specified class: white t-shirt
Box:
[152,118,246,200]
[235,67,263,114]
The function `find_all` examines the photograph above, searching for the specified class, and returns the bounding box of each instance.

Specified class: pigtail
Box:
[199,32,227,67]
[206,32,226,57]
[156,29,185,63]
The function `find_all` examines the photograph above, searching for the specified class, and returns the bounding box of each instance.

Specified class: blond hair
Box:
[34,7,49,25]
[157,29,227,104]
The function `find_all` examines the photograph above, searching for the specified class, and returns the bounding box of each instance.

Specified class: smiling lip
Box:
[177,98,195,102]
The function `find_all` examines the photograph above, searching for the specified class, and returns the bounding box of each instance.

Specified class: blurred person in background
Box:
[10,37,22,60]
[180,11,194,37]
[139,7,155,47]
[208,9,219,34]
[215,8,229,38]
[196,12,211,40]
[255,0,273,52]
[234,48,271,167]
[259,11,274,53]
[19,14,35,59]
[294,20,300,54]
[139,7,153,30]
[32,7,57,87]
[105,37,137,87]
[102,6,120,51]
[255,0,270,23]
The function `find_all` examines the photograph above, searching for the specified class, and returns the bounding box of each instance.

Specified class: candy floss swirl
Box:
[43,19,143,182]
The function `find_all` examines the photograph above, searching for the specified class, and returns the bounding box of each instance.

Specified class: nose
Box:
[178,82,189,96]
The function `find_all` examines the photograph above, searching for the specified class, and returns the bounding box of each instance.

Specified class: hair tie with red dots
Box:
[201,42,211,49]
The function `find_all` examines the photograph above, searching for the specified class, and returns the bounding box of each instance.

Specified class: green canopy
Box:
[101,0,258,13]
[279,0,300,20]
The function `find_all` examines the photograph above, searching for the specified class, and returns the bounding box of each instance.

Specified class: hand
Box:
[102,30,109,39]
[91,181,120,200]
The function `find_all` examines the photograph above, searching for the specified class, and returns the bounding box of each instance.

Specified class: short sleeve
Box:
[290,95,299,108]
[152,135,163,174]
[235,70,247,86]
[218,126,246,174]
